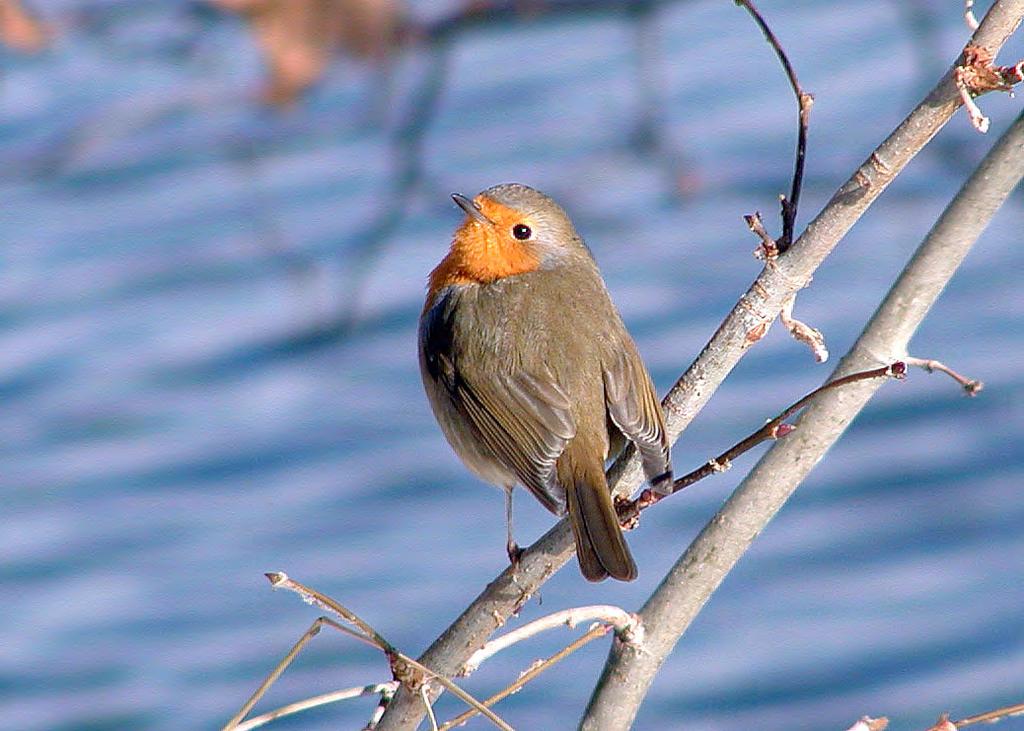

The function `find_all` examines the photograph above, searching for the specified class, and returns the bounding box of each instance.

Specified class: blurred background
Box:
[2,1,1022,729]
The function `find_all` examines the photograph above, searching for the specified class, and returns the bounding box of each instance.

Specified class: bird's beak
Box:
[451,193,493,225]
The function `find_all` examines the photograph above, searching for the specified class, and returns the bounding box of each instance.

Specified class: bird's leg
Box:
[504,487,524,568]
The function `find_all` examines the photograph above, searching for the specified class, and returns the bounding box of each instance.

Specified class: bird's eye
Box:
[512,223,532,240]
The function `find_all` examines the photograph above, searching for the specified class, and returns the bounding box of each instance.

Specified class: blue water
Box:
[2,1,1023,729]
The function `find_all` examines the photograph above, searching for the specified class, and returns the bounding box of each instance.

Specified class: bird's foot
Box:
[506,540,524,570]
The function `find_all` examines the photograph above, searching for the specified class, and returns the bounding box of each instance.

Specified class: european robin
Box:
[418,183,672,582]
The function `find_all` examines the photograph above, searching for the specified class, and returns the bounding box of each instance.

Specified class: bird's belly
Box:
[425,379,518,489]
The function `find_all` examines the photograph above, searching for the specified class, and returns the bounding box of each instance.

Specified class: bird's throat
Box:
[428,202,540,295]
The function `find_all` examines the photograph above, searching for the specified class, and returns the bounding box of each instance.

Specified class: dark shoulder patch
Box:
[419,287,460,385]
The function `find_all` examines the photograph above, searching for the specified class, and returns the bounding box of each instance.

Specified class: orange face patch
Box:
[427,196,540,299]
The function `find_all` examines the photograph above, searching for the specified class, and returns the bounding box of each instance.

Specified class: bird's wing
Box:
[454,367,576,514]
[602,343,672,490]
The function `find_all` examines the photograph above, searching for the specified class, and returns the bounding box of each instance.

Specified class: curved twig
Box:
[734,0,813,252]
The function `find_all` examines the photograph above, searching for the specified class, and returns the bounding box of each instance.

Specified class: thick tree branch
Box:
[376,4,1024,728]
[580,107,1024,730]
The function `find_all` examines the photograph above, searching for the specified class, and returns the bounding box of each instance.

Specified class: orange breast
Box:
[427,197,540,304]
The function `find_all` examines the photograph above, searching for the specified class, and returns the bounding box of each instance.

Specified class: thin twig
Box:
[265,572,391,652]
[954,700,1024,727]
[224,614,395,731]
[736,1,821,357]
[955,66,993,132]
[746,211,779,260]
[904,356,983,395]
[392,653,507,730]
[234,682,399,731]
[845,699,1024,730]
[438,625,611,731]
[223,617,330,730]
[631,362,905,511]
[265,573,514,731]
[463,606,640,674]
[734,0,813,252]
[420,686,439,731]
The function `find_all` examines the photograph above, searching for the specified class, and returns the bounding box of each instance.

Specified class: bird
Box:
[418,183,672,581]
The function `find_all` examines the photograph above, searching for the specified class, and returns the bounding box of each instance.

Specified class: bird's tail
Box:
[564,460,637,582]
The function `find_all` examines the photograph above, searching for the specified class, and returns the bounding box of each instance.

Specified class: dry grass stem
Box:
[223,617,332,730]
[234,682,399,731]
[264,572,513,731]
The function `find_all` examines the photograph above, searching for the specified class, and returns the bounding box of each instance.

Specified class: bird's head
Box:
[429,183,585,293]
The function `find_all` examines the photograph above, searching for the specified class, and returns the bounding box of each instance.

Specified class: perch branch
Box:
[375,6,1024,729]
